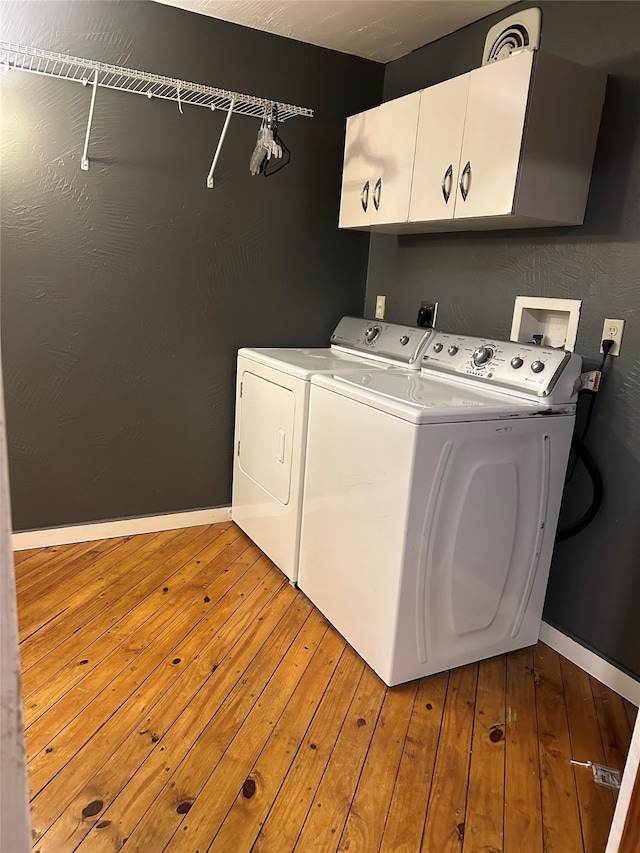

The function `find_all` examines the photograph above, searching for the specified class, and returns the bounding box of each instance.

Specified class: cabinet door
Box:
[409,75,469,222]
[338,110,374,228]
[368,92,421,226]
[454,51,534,220]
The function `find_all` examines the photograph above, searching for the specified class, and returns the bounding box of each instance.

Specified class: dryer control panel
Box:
[421,333,582,402]
[330,316,434,367]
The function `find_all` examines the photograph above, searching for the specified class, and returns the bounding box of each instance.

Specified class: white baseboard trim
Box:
[12,506,233,551]
[540,621,640,706]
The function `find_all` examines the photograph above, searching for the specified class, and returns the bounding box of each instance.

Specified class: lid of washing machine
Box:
[237,347,400,381]
[310,370,575,424]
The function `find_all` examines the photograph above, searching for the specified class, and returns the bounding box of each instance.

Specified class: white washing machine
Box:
[232,317,436,583]
[298,332,582,686]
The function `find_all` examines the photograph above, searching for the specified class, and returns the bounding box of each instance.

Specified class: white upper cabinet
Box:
[409,74,470,222]
[339,52,607,233]
[338,109,373,229]
[338,93,420,229]
[368,93,421,226]
[454,51,533,220]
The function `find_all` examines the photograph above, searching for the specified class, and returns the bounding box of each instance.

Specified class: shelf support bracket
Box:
[206,98,235,189]
[81,69,99,171]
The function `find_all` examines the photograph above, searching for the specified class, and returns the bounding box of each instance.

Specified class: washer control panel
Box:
[330,316,435,366]
[421,332,578,399]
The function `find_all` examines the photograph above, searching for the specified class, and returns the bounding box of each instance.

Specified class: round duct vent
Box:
[482,8,542,65]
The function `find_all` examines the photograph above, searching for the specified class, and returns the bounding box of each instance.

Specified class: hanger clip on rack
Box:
[0,41,313,186]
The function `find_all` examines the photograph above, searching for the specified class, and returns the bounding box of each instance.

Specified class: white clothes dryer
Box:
[232,317,436,583]
[297,332,582,686]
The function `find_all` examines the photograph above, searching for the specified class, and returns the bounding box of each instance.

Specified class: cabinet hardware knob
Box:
[459,161,471,202]
[360,180,370,212]
[441,164,453,203]
[373,177,382,211]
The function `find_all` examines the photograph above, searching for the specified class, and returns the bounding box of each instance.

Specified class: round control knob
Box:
[433,342,444,353]
[472,346,493,366]
[448,345,459,356]
[511,357,524,369]
[531,360,545,374]
[364,325,381,343]
[399,335,410,345]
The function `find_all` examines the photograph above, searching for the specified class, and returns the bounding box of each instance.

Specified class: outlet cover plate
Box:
[601,318,625,356]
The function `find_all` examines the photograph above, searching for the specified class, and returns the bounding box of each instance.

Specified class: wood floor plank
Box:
[17,531,173,642]
[26,532,255,796]
[208,633,348,853]
[93,591,313,853]
[19,526,224,676]
[338,680,418,853]
[292,664,387,853]
[462,655,506,853]
[27,535,260,809]
[504,647,543,853]
[533,643,583,853]
[162,610,332,853]
[252,646,366,853]
[15,541,96,590]
[21,526,237,720]
[378,672,449,853]
[36,553,283,853]
[24,533,253,767]
[17,537,129,637]
[16,534,153,619]
[421,663,478,853]
[591,676,633,774]
[562,656,615,853]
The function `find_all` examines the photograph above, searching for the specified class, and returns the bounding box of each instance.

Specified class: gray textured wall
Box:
[366,2,640,678]
[1,1,383,531]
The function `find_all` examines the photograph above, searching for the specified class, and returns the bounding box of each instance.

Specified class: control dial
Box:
[433,342,444,353]
[472,346,494,366]
[364,325,381,343]
[399,335,410,345]
[531,360,545,373]
[448,345,459,356]
[511,357,524,369]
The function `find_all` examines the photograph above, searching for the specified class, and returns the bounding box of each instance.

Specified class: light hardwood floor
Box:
[14,522,637,853]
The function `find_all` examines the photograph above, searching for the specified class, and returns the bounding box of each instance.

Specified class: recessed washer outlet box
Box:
[510,296,582,351]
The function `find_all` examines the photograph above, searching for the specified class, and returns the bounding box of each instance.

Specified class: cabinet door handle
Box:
[459,161,471,202]
[360,181,370,212]
[373,177,382,211]
[441,164,453,203]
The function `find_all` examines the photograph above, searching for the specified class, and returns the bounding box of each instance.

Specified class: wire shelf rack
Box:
[0,42,314,122]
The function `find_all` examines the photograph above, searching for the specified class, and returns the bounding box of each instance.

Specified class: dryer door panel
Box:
[238,372,295,505]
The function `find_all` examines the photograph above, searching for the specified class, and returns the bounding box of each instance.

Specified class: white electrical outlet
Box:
[375,295,386,320]
[601,318,625,356]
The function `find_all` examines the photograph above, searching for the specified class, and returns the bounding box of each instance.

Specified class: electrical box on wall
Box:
[510,296,582,351]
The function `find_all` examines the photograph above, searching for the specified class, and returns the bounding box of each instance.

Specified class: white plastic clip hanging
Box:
[206,99,235,189]
[81,68,98,171]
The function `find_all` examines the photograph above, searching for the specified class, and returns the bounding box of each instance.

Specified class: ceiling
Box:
[154,0,515,63]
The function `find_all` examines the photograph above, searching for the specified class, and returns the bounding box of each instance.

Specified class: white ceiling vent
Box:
[482,7,542,65]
